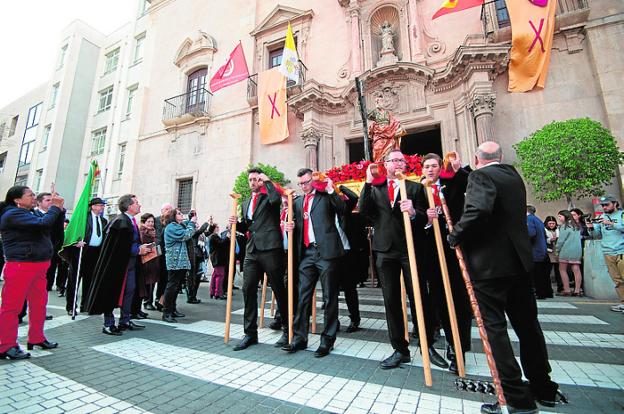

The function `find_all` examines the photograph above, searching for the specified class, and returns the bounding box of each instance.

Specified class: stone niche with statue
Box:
[370,6,402,67]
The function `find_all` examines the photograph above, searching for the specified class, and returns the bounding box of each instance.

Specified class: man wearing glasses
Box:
[359,150,447,369]
[228,168,289,351]
[283,168,347,357]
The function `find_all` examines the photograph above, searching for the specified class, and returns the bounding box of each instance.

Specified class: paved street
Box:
[1,279,623,414]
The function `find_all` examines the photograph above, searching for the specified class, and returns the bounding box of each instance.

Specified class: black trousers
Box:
[242,248,287,337]
[65,246,101,312]
[186,256,203,299]
[532,260,553,298]
[426,242,472,353]
[163,269,187,314]
[155,254,168,302]
[473,275,558,409]
[293,245,340,346]
[376,252,435,356]
[46,253,59,291]
[56,259,69,292]
[337,250,360,324]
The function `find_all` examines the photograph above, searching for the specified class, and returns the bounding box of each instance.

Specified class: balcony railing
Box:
[162,88,212,125]
[247,62,307,103]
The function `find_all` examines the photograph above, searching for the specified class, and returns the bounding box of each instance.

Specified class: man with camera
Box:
[587,195,624,312]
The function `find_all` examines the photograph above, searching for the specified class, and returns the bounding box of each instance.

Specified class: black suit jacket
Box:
[33,208,66,251]
[293,190,347,260]
[359,179,428,254]
[84,213,108,246]
[450,164,533,280]
[439,167,470,225]
[239,181,283,253]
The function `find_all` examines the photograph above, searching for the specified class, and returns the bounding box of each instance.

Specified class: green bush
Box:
[232,163,290,208]
[514,118,624,206]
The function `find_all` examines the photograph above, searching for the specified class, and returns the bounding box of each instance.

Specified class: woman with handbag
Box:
[139,213,161,310]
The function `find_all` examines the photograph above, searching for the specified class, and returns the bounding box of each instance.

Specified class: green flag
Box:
[60,160,99,253]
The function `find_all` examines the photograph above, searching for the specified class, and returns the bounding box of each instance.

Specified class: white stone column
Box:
[468,93,496,144]
[348,1,362,75]
[301,127,322,170]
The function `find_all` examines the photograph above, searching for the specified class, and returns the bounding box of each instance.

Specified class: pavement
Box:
[1,276,623,414]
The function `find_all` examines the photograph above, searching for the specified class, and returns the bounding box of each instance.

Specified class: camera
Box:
[583,214,602,223]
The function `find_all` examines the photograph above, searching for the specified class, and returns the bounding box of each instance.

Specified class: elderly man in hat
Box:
[65,197,108,315]
[588,194,624,312]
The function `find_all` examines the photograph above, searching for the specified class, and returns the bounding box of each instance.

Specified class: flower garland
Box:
[326,155,423,183]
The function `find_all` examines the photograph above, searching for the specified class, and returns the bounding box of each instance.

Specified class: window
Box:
[0,153,6,174]
[41,124,51,150]
[0,122,5,139]
[133,33,145,63]
[90,128,106,156]
[495,0,510,27]
[8,116,18,136]
[18,103,41,167]
[104,48,120,74]
[18,142,34,166]
[26,103,41,128]
[269,49,283,69]
[98,86,114,113]
[57,44,68,69]
[34,169,43,192]
[177,178,193,214]
[117,144,126,178]
[126,85,137,116]
[139,0,149,15]
[50,83,60,108]
[14,174,28,187]
[187,68,207,111]
[92,176,101,198]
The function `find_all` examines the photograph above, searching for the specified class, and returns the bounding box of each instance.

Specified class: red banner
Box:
[209,43,249,93]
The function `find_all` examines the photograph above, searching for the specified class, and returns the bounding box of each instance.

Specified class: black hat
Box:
[89,197,105,206]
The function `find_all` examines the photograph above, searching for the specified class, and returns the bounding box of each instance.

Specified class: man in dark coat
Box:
[448,142,560,414]
[359,149,447,370]
[33,192,66,291]
[228,168,289,350]
[85,194,152,335]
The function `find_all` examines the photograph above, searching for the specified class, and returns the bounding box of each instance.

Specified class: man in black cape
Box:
[85,194,151,335]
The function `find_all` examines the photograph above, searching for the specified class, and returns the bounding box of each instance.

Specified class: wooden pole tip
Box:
[283,189,295,196]
[395,171,406,180]
[230,193,241,200]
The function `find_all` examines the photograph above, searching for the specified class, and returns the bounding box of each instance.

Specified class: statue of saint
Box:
[380,21,395,53]
[368,94,405,162]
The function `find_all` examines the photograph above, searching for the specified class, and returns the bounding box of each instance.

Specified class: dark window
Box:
[348,141,365,163]
[14,174,27,186]
[495,0,510,27]
[0,153,6,173]
[187,68,207,111]
[8,116,18,137]
[269,49,283,69]
[177,178,193,214]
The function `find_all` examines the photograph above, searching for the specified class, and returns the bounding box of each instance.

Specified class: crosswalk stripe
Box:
[93,338,498,414]
[0,361,153,413]
[139,319,624,390]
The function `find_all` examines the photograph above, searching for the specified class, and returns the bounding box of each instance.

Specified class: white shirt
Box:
[335,215,350,250]
[303,190,316,244]
[247,192,260,220]
[388,179,399,207]
[89,212,103,247]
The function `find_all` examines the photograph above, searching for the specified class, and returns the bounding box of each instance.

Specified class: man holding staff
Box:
[421,153,472,375]
[228,168,289,350]
[359,149,447,369]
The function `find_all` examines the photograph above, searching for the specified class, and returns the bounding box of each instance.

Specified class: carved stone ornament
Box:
[468,93,496,117]
[301,127,322,147]
[370,85,400,112]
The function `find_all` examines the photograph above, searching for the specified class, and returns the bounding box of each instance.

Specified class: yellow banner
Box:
[258,68,289,144]
[507,0,557,92]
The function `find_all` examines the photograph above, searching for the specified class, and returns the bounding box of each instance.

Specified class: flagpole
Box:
[71,245,84,320]
[355,76,372,161]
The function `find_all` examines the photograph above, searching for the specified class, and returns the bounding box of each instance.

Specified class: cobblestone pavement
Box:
[1,278,623,414]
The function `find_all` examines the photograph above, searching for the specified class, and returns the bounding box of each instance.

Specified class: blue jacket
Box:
[589,209,624,255]
[164,220,196,270]
[556,225,583,261]
[0,205,63,262]
[527,213,547,262]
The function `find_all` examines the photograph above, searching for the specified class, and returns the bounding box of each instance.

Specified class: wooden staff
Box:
[424,179,465,377]
[311,288,317,334]
[400,271,409,342]
[259,273,268,328]
[284,188,295,344]
[395,171,432,386]
[224,193,241,344]
[270,292,276,317]
[439,190,507,407]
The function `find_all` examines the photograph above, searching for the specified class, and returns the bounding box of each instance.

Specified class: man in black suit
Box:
[228,168,289,350]
[359,149,447,369]
[448,142,560,414]
[33,192,66,291]
[282,168,347,357]
[66,197,108,315]
[420,153,472,375]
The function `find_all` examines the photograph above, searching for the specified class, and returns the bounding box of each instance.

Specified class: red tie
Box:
[250,193,259,216]
[388,180,396,206]
[303,193,314,247]
[131,216,138,231]
[432,183,442,207]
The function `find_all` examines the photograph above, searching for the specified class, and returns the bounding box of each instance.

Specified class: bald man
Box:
[448,142,562,414]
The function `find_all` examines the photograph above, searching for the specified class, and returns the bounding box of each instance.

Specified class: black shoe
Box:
[282,341,307,353]
[480,402,538,414]
[427,347,449,369]
[144,303,156,311]
[449,355,464,375]
[268,319,282,330]
[187,298,201,304]
[138,310,149,318]
[380,351,410,369]
[155,302,163,312]
[45,315,53,321]
[346,321,361,333]
[233,335,258,351]
[314,343,333,358]
[274,333,289,348]
[172,310,185,318]
[18,317,24,325]
[132,312,147,320]
[0,346,31,360]
[58,289,65,297]
[162,314,177,323]
[102,326,123,336]
[233,286,240,290]
[27,340,58,350]
[535,389,568,407]
[119,321,145,331]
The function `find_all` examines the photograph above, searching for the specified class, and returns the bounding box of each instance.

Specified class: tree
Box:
[514,118,624,207]
[232,163,290,205]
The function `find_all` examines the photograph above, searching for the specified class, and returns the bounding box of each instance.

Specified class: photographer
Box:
[587,195,624,312]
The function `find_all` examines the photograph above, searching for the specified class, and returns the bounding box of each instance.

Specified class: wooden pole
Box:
[311,288,317,334]
[355,76,371,161]
[395,171,432,387]
[439,190,507,407]
[285,189,295,344]
[400,271,409,342]
[259,273,268,328]
[424,180,465,377]
[224,193,241,344]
